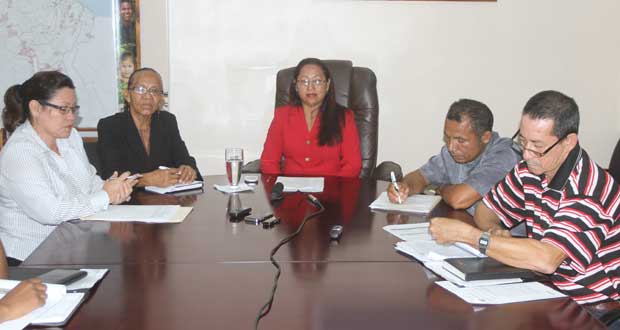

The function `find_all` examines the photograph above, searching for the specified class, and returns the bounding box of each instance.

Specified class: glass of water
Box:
[225,148,244,187]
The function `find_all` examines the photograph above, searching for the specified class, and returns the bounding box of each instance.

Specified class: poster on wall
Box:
[116,0,141,111]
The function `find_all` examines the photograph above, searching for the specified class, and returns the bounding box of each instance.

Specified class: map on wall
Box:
[0,0,118,128]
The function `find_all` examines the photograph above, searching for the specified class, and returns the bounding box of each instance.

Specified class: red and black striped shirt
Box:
[483,145,620,304]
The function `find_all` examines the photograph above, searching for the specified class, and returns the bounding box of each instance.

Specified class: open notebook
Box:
[0,280,85,329]
[370,192,441,214]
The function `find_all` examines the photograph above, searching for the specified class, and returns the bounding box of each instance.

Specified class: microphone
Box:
[270,182,284,202]
[306,194,322,208]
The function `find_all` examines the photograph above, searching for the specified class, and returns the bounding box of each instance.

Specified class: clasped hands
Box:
[139,165,197,188]
[103,171,138,204]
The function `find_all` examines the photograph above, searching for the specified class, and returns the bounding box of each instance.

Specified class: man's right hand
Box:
[387,182,409,204]
[0,278,47,323]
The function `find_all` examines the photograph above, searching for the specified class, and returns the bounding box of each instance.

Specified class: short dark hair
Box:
[446,99,493,138]
[2,71,74,133]
[288,58,345,146]
[522,90,579,138]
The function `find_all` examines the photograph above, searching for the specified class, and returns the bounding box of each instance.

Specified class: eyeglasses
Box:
[129,86,165,96]
[38,100,80,115]
[295,79,327,88]
[511,130,567,158]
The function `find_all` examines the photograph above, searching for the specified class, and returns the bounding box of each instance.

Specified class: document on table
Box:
[385,223,486,261]
[436,281,565,304]
[80,205,193,223]
[275,176,324,192]
[370,192,441,214]
[0,280,85,329]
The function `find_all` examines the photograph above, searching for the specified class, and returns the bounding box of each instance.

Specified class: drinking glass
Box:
[225,148,244,187]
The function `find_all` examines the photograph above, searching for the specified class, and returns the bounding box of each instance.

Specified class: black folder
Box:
[443,257,538,281]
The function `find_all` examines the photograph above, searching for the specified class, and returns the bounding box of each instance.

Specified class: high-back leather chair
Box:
[244,59,401,180]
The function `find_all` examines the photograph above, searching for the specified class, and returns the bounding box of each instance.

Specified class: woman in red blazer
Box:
[260,58,361,178]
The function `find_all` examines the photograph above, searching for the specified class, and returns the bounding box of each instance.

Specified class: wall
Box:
[142,0,620,175]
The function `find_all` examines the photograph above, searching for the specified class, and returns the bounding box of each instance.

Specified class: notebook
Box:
[145,180,204,194]
[442,257,538,281]
[370,192,442,214]
[0,280,86,329]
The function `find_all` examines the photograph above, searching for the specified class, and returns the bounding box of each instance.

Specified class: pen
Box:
[159,165,181,177]
[126,173,142,180]
[390,171,402,204]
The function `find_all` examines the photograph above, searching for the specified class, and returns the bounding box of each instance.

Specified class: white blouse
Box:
[0,121,109,260]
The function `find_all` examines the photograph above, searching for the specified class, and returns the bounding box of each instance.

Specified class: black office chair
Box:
[243,60,402,181]
[608,137,620,182]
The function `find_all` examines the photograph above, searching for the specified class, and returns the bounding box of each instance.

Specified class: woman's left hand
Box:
[177,165,197,183]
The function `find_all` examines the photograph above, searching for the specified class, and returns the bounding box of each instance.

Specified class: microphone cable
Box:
[254,194,324,330]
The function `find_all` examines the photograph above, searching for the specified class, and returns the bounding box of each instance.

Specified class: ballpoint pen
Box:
[390,171,402,204]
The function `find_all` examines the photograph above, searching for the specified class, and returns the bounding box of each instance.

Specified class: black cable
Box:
[254,195,324,330]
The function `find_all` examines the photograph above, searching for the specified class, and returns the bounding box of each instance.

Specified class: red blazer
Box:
[260,105,361,177]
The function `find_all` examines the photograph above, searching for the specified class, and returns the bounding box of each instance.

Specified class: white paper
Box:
[66,269,108,291]
[385,223,486,259]
[145,180,203,194]
[424,261,522,287]
[213,183,255,193]
[383,223,434,241]
[436,280,565,304]
[80,205,190,223]
[370,192,441,214]
[275,177,324,192]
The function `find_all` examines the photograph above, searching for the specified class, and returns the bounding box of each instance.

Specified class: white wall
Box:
[142,0,620,175]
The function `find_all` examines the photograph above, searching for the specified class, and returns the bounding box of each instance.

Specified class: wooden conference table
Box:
[23,175,604,329]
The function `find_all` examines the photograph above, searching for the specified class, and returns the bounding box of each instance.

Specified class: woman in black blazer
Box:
[97,68,202,187]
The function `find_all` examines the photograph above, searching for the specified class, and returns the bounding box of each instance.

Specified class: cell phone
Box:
[38,269,88,285]
[244,213,273,225]
[262,217,281,228]
[229,207,252,220]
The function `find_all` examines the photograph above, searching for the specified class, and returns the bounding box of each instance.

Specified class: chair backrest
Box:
[0,128,6,151]
[609,137,620,182]
[275,60,379,179]
[76,128,102,175]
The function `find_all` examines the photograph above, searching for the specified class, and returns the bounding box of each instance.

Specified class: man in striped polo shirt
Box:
[430,91,620,315]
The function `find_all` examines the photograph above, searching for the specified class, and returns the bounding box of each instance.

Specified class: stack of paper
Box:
[436,281,565,304]
[145,180,203,194]
[80,205,193,223]
[370,192,441,214]
[275,177,324,192]
[384,223,563,304]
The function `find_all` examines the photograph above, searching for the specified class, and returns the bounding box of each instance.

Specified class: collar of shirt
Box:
[547,143,582,191]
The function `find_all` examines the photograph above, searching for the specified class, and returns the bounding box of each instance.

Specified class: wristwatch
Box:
[478,231,491,255]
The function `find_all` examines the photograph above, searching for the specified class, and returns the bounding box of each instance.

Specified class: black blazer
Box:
[97,111,202,180]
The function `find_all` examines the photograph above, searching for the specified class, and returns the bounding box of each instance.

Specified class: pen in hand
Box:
[390,171,403,204]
